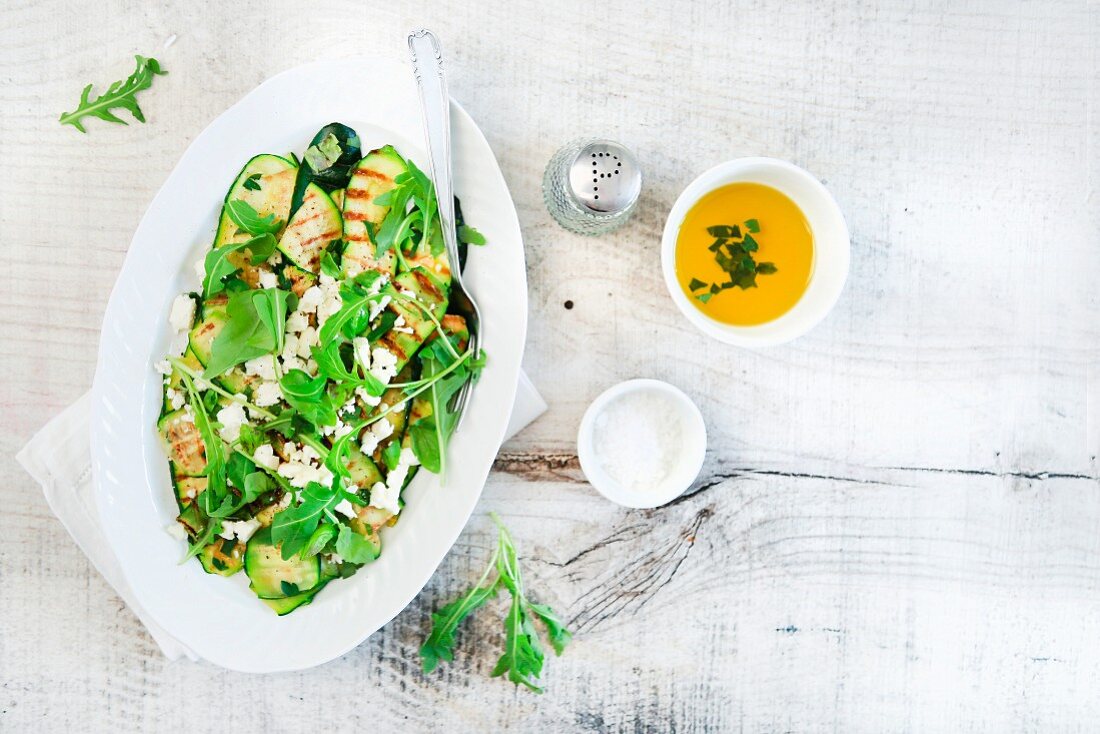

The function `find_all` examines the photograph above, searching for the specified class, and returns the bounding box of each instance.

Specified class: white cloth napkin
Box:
[16,373,547,662]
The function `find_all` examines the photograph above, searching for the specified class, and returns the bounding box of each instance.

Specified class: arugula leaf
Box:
[419,513,571,690]
[410,336,473,477]
[181,376,227,514]
[237,423,264,455]
[251,288,293,357]
[366,311,398,342]
[262,408,299,440]
[317,288,384,346]
[381,440,401,472]
[204,289,289,378]
[270,481,342,560]
[458,224,487,246]
[303,523,338,558]
[242,173,263,191]
[226,200,283,236]
[526,602,572,656]
[279,370,337,427]
[225,452,256,491]
[492,592,546,693]
[311,342,386,395]
[420,578,499,674]
[59,55,166,133]
[180,517,223,563]
[335,524,381,565]
[409,418,442,474]
[320,250,342,279]
[209,466,272,519]
[202,233,277,297]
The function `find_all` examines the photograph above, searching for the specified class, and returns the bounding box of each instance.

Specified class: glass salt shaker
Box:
[542,138,642,235]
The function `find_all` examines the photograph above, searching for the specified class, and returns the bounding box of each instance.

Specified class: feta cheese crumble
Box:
[216,403,247,443]
[334,498,358,519]
[253,381,282,407]
[369,481,401,516]
[169,294,196,332]
[165,522,189,541]
[244,355,277,381]
[370,347,399,383]
[219,518,261,543]
[359,419,394,456]
[253,444,280,471]
[258,270,279,289]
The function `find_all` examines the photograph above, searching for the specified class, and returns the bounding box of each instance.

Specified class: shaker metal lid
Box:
[567,140,642,214]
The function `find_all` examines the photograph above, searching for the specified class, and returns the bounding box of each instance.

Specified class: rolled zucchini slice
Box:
[277,182,342,273]
[245,527,321,599]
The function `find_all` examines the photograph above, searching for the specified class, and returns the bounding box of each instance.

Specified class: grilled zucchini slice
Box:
[277,182,342,272]
[244,527,321,599]
[341,146,407,278]
[376,269,449,371]
[213,154,296,249]
[157,409,206,477]
[262,582,328,615]
[199,538,245,577]
[345,445,384,489]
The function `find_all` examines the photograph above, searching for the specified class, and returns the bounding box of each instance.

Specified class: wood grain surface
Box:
[1,0,1096,731]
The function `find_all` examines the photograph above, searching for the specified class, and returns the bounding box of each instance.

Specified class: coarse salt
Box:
[592,391,682,493]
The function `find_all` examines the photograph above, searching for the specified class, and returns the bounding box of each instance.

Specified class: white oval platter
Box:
[90,57,526,672]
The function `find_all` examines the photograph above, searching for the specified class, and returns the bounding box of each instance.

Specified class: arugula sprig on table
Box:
[59,55,166,133]
[689,217,777,303]
[420,513,571,693]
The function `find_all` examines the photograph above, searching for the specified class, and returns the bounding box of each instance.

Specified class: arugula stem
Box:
[327,348,474,471]
[230,444,295,494]
[168,356,277,420]
[389,291,462,361]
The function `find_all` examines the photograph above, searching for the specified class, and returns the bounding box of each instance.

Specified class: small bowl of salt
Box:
[577,379,707,509]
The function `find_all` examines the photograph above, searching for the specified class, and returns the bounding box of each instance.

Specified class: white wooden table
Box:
[2,1,1096,730]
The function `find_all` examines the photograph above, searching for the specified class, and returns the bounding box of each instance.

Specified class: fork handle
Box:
[408,29,461,284]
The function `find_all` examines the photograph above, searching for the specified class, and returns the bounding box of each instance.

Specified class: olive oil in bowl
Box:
[674,182,813,326]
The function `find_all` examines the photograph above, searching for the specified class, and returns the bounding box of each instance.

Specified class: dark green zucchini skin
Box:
[289,123,362,217]
[455,197,468,273]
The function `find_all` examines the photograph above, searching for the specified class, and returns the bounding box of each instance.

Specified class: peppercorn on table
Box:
[1,0,1096,731]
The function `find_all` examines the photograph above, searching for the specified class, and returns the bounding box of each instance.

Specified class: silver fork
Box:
[408,28,482,423]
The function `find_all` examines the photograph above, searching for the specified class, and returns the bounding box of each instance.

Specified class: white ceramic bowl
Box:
[660,157,850,347]
[577,379,707,509]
